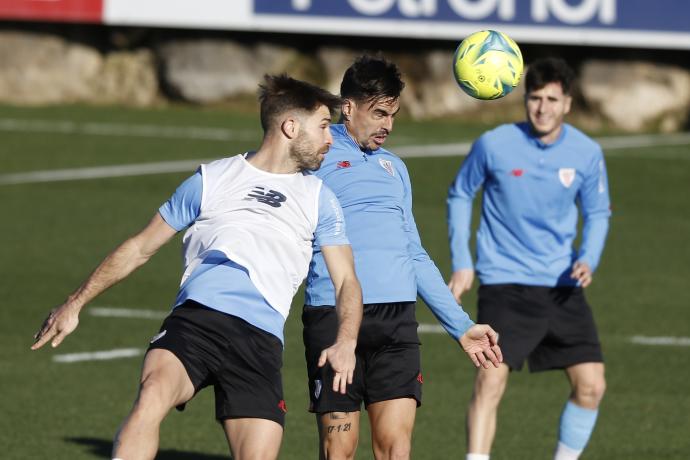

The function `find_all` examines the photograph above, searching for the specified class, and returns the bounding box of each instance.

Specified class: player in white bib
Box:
[32,75,363,460]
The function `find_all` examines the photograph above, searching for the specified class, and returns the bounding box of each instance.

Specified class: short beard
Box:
[289,132,324,171]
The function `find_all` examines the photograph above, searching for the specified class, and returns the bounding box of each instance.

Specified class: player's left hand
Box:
[459,324,502,369]
[318,339,357,394]
[571,261,593,287]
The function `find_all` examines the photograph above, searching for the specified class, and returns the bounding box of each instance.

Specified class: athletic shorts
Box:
[478,284,603,372]
[147,300,286,426]
[302,302,422,414]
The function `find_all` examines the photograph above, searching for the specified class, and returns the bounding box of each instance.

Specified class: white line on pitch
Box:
[418,327,690,348]
[53,348,144,363]
[0,118,259,142]
[395,132,690,158]
[629,335,690,346]
[4,129,687,186]
[89,307,169,320]
[0,159,215,185]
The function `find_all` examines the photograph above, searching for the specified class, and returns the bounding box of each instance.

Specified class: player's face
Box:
[525,82,572,144]
[289,105,333,171]
[344,97,400,151]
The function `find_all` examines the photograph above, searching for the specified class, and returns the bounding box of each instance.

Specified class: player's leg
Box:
[466,363,510,456]
[361,303,422,460]
[112,348,195,460]
[368,398,417,460]
[303,305,365,459]
[553,362,605,460]
[316,411,361,460]
[534,287,605,460]
[467,284,549,459]
[222,418,283,460]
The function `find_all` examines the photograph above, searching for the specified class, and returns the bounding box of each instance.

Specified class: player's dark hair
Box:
[340,55,405,104]
[258,74,341,132]
[525,57,575,95]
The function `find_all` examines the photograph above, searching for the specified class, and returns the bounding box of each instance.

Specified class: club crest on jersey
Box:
[558,168,576,188]
[379,158,395,176]
[244,186,287,207]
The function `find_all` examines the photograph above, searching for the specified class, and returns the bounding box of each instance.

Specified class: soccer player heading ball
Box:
[32,75,363,460]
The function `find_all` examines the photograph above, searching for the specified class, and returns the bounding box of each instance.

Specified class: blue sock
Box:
[558,401,599,450]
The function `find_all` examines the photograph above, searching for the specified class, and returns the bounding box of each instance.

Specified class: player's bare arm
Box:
[459,324,503,369]
[319,244,363,394]
[31,213,177,350]
[448,268,475,303]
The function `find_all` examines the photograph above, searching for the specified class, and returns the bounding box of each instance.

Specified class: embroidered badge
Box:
[379,158,395,176]
[558,168,576,188]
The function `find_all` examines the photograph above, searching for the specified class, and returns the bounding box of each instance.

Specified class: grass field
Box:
[1,103,689,459]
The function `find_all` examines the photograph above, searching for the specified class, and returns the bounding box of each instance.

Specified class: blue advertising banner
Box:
[253,0,690,49]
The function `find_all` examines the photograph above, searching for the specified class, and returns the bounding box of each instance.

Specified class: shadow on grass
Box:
[67,437,230,459]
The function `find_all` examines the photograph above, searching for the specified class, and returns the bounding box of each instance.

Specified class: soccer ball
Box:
[452,30,523,100]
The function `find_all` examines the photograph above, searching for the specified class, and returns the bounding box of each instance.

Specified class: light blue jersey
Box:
[159,169,349,344]
[306,124,474,340]
[447,122,611,286]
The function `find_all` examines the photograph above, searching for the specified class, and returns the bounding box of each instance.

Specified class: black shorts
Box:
[147,300,286,426]
[303,302,422,414]
[478,284,603,372]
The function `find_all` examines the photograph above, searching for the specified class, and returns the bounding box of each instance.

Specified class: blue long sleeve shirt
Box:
[447,122,611,287]
[306,124,474,340]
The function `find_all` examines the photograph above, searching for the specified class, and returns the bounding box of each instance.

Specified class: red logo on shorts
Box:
[278,400,288,413]
[417,372,424,384]
[337,160,352,169]
[511,169,524,177]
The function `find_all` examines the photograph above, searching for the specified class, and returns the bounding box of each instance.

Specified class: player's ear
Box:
[281,116,300,140]
[563,95,572,115]
[341,99,354,121]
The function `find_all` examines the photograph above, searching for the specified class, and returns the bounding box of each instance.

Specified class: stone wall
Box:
[1,28,689,132]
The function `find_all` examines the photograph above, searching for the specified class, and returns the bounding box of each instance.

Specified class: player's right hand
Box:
[448,268,475,303]
[317,339,357,395]
[459,324,502,369]
[31,303,80,350]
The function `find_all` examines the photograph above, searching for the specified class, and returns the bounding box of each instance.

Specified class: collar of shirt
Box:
[517,121,569,150]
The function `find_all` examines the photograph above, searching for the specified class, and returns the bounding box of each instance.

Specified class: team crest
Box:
[558,168,576,188]
[379,158,395,176]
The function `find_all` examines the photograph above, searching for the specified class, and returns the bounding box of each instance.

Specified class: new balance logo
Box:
[244,186,287,207]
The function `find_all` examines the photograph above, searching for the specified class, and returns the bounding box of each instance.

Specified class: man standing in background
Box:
[448,57,611,460]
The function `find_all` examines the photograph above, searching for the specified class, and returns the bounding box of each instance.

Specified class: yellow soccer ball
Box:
[453,30,524,100]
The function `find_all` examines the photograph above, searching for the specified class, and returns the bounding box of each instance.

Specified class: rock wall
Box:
[1,29,688,132]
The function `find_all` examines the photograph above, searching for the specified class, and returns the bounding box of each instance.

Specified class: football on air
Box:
[453,30,523,100]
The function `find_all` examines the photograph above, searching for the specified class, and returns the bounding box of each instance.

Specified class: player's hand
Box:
[448,269,475,303]
[318,339,357,395]
[459,324,502,369]
[571,261,593,288]
[31,303,80,350]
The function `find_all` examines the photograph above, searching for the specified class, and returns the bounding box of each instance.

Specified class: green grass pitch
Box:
[1,104,688,459]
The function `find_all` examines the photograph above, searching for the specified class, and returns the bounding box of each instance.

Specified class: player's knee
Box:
[573,375,606,407]
[133,375,175,416]
[474,369,508,403]
[373,435,411,460]
[324,443,357,460]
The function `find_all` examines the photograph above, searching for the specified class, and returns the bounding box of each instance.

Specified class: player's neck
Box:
[252,140,300,174]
